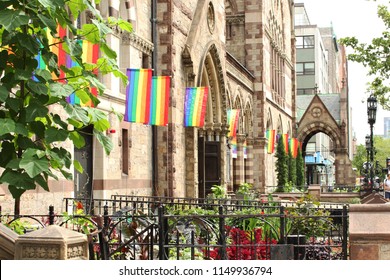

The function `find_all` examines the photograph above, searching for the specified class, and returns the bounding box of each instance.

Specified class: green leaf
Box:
[45,127,69,144]
[17,33,40,55]
[92,19,112,37]
[64,37,83,57]
[37,14,58,33]
[69,131,86,148]
[100,43,117,59]
[52,114,68,130]
[37,0,65,10]
[68,0,87,18]
[35,174,49,192]
[116,18,133,33]
[15,69,33,81]
[93,119,110,132]
[6,159,21,170]
[0,171,36,190]
[60,169,73,180]
[0,141,15,168]
[8,185,27,200]
[34,69,53,82]
[0,10,29,31]
[29,121,46,139]
[20,155,49,178]
[16,136,36,150]
[0,119,15,136]
[66,105,90,124]
[80,23,100,43]
[95,130,113,155]
[27,80,49,96]
[73,159,84,173]
[50,83,75,98]
[25,100,49,122]
[0,85,9,102]
[15,123,29,136]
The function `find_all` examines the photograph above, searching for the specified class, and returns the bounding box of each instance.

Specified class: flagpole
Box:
[151,0,159,197]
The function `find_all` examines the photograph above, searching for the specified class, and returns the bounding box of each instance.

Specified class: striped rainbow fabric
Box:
[227,109,240,137]
[124,68,153,124]
[289,137,299,158]
[231,136,237,159]
[150,76,171,126]
[266,129,276,154]
[67,40,99,106]
[184,87,209,127]
[34,26,99,107]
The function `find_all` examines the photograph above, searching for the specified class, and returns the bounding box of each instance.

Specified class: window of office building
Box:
[296,35,314,48]
[296,62,315,75]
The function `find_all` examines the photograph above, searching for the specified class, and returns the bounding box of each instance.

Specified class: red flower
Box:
[76,201,84,210]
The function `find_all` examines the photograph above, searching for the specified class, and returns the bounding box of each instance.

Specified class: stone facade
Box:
[0,0,296,213]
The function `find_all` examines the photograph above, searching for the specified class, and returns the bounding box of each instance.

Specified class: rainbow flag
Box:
[282,133,289,154]
[66,40,99,107]
[289,138,299,158]
[231,136,237,158]
[124,68,153,124]
[227,109,240,137]
[150,76,170,126]
[184,87,209,127]
[266,129,276,154]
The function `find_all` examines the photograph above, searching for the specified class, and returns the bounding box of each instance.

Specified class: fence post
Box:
[103,205,109,229]
[218,205,227,260]
[342,204,348,260]
[158,205,167,260]
[96,206,109,260]
[279,205,285,244]
[49,205,54,225]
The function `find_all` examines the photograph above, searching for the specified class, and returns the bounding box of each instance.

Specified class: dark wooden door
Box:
[198,140,221,198]
[74,126,93,200]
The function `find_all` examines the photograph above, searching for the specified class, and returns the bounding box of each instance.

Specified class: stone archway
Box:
[182,43,228,198]
[297,95,356,186]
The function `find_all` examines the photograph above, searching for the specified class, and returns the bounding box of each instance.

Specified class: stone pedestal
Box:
[0,224,18,260]
[349,204,390,259]
[308,185,321,200]
[14,225,89,260]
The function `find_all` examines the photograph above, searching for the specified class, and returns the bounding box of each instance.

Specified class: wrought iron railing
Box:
[1,197,349,260]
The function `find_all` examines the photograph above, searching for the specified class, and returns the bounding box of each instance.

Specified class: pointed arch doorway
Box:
[196,46,227,198]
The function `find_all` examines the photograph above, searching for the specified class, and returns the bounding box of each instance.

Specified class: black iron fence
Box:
[1,197,349,260]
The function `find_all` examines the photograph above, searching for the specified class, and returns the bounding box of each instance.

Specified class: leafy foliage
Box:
[339,2,390,108]
[353,135,390,176]
[288,149,297,186]
[275,136,288,187]
[296,146,305,186]
[0,0,131,208]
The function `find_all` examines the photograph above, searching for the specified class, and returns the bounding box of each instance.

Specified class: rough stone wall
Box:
[245,0,295,191]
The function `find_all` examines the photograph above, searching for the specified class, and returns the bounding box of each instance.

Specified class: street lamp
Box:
[367,94,377,193]
[365,135,371,189]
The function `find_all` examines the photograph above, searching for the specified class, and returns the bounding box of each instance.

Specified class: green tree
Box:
[0,0,132,215]
[352,144,369,176]
[296,146,305,187]
[288,149,297,187]
[275,136,288,187]
[353,136,390,176]
[340,2,390,108]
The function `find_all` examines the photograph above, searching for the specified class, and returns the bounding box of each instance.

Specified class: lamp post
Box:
[365,134,371,190]
[367,94,377,193]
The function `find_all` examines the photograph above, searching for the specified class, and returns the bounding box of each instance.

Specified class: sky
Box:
[296,0,390,144]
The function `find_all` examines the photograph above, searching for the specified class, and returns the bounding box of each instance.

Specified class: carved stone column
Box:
[245,137,254,184]
[233,134,246,190]
[334,148,357,186]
